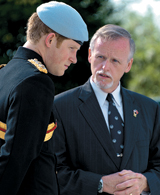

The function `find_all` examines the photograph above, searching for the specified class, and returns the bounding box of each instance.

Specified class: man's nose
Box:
[70,54,77,64]
[102,60,110,70]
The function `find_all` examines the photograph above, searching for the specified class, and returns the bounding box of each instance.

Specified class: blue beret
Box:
[37,1,88,44]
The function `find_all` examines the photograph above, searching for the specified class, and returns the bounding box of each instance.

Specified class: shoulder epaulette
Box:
[0,64,6,69]
[28,58,48,74]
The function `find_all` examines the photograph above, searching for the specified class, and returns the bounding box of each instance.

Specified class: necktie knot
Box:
[107,93,113,103]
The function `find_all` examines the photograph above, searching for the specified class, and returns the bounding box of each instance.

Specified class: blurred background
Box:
[1,0,160,101]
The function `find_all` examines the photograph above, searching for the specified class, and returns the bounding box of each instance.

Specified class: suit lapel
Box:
[120,88,140,169]
[79,81,120,169]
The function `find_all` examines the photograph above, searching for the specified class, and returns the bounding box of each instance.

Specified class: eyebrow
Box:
[72,45,81,51]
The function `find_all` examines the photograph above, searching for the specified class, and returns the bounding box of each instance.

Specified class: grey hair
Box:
[89,24,135,61]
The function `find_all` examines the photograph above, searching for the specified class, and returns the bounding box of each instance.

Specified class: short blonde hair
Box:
[26,12,68,47]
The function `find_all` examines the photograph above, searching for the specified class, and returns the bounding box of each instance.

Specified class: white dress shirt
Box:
[90,77,123,132]
[90,78,150,195]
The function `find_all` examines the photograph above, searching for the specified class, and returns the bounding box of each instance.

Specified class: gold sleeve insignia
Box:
[0,121,7,140]
[44,122,57,142]
[0,121,57,142]
[28,58,48,74]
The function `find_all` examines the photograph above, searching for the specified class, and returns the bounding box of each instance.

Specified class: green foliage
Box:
[0,0,41,63]
[120,10,160,98]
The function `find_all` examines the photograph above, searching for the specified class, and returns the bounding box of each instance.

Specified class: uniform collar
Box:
[13,46,44,64]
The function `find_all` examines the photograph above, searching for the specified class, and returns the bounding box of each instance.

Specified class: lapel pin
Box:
[133,109,139,117]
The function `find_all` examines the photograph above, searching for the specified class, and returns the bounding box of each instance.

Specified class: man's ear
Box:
[88,48,92,63]
[45,33,56,47]
[125,58,133,73]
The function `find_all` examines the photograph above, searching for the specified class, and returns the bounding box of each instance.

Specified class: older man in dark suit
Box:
[53,24,160,195]
[0,1,88,195]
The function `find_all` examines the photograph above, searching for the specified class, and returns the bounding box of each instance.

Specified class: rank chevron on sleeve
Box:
[0,121,57,142]
[44,122,57,142]
[0,121,7,140]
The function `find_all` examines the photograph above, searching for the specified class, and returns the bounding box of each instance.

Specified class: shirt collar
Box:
[90,77,122,107]
[111,84,122,107]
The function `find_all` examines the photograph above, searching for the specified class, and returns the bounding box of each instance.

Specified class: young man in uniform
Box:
[0,1,88,194]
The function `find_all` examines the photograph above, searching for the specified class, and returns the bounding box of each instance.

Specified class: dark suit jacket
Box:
[0,47,58,195]
[53,79,160,195]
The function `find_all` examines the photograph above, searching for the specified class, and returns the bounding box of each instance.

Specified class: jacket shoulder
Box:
[122,87,158,106]
[55,86,81,101]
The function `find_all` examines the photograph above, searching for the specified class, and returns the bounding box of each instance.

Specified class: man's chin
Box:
[95,80,113,90]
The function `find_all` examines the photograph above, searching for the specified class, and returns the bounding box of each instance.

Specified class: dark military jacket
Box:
[0,47,58,195]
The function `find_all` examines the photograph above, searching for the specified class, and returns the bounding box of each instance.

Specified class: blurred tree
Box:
[119,9,160,98]
[0,0,118,94]
[0,0,41,63]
